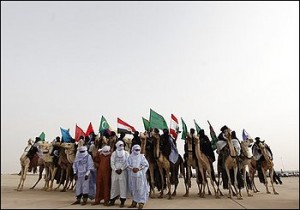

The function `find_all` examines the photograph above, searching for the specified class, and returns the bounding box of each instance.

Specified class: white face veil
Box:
[115,140,125,158]
[75,146,88,162]
[131,144,141,156]
[101,145,111,156]
[115,141,124,151]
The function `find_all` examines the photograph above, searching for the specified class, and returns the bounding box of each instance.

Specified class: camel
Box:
[151,129,172,199]
[239,138,254,197]
[38,141,58,191]
[183,132,201,197]
[140,131,159,198]
[17,139,34,191]
[255,141,279,195]
[218,129,242,199]
[193,133,219,198]
[17,139,45,191]
[54,142,76,192]
[248,157,260,193]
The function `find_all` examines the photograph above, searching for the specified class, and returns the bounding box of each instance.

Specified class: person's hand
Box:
[74,174,78,181]
[116,169,122,175]
[133,168,139,173]
[84,175,89,180]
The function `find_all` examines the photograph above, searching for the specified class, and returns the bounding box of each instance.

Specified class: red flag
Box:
[85,122,95,136]
[170,114,179,139]
[117,118,136,134]
[75,124,86,142]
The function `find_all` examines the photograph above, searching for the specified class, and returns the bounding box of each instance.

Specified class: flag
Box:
[170,114,180,139]
[149,108,168,130]
[85,122,94,136]
[60,127,73,143]
[117,117,136,134]
[181,117,188,140]
[99,116,110,134]
[194,119,202,134]
[75,124,85,142]
[242,129,251,140]
[142,117,150,131]
[39,132,45,142]
[207,120,218,150]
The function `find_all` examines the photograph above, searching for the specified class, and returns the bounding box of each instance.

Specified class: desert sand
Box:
[1,174,299,209]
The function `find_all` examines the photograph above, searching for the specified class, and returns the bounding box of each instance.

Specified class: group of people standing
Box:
[71,132,149,209]
[29,124,279,208]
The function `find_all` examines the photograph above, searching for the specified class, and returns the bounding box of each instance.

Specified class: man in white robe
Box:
[127,144,149,209]
[108,140,130,207]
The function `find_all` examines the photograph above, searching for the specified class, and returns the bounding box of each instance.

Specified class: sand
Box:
[1,174,299,209]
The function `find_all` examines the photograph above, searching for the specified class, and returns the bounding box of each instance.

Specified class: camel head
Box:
[28,138,34,145]
[140,132,147,141]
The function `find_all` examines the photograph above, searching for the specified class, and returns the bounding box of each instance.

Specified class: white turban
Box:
[115,140,124,151]
[101,145,111,156]
[131,144,141,156]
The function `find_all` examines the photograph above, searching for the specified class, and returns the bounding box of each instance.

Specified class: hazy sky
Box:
[1,1,299,174]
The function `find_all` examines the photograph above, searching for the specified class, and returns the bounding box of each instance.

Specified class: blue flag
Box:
[60,127,73,143]
[242,129,250,141]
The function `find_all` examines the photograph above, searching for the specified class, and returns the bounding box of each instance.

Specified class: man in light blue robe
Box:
[72,145,95,205]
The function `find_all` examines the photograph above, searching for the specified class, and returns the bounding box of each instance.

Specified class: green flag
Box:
[99,116,110,134]
[194,119,202,134]
[149,109,168,130]
[142,117,150,131]
[39,132,45,142]
[181,118,188,140]
[207,120,218,151]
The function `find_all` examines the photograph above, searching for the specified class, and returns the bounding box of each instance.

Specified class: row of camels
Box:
[17,129,279,200]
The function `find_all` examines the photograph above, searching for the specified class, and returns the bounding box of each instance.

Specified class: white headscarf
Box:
[75,146,88,162]
[131,144,141,156]
[101,145,111,156]
[115,140,125,158]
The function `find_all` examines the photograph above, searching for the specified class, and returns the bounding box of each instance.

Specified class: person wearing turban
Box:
[92,145,112,206]
[127,144,149,209]
[108,140,130,207]
[72,146,95,205]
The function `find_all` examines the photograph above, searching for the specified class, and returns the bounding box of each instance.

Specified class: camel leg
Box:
[195,167,202,196]
[43,167,50,191]
[225,167,233,198]
[269,169,279,195]
[17,165,27,191]
[49,167,57,191]
[215,171,222,197]
[250,171,259,193]
[31,166,44,189]
[165,169,172,200]
[149,165,156,198]
[208,169,219,199]
[198,167,206,198]
[62,167,71,192]
[55,168,65,191]
[262,169,271,194]
[244,168,253,197]
[206,182,212,195]
[158,166,165,198]
[183,165,191,197]
[233,167,242,199]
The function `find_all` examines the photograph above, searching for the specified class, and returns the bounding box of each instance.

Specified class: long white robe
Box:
[73,150,95,197]
[110,150,130,199]
[127,153,149,203]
